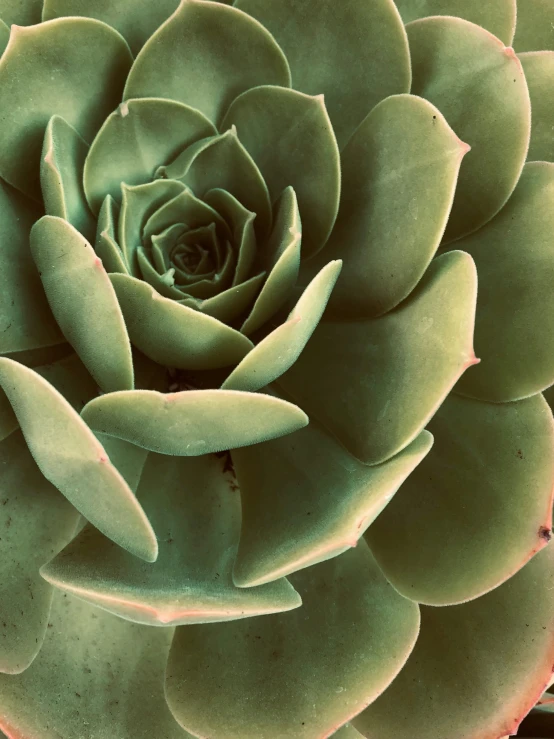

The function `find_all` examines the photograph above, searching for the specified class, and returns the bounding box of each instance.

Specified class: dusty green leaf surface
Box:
[0,0,42,25]
[519,51,554,162]
[513,0,554,52]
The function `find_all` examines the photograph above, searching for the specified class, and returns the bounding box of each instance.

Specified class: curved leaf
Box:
[124,0,291,124]
[366,392,554,605]
[166,541,420,739]
[223,261,342,392]
[232,423,432,587]
[235,0,411,148]
[0,18,132,198]
[221,86,340,257]
[0,359,157,563]
[84,98,216,214]
[279,251,478,464]
[354,543,554,739]
[312,94,468,319]
[513,0,554,52]
[519,51,554,162]
[454,162,554,402]
[0,19,9,56]
[195,273,266,324]
[95,195,128,274]
[407,16,531,242]
[0,0,41,25]
[81,388,308,455]
[109,273,254,370]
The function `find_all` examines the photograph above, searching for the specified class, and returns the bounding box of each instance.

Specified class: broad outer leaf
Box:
[109,273,254,370]
[41,452,301,626]
[354,543,554,739]
[223,261,342,392]
[124,0,291,125]
[407,16,531,242]
[0,359,157,563]
[166,541,420,739]
[0,592,192,739]
[232,423,432,587]
[81,389,309,455]
[513,0,554,52]
[0,179,64,354]
[0,18,132,199]
[314,94,468,319]
[84,97,216,214]
[519,52,554,162]
[0,0,42,25]
[366,392,554,605]
[279,251,478,464]
[31,216,134,394]
[235,0,411,148]
[221,86,340,257]
[454,162,554,402]
[0,431,78,674]
[394,0,517,45]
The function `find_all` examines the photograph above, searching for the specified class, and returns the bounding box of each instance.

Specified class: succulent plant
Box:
[0,0,553,737]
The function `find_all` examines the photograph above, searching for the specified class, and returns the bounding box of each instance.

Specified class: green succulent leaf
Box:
[407,16,531,243]
[194,273,266,324]
[42,0,180,54]
[165,541,420,739]
[232,423,432,588]
[221,85,340,257]
[124,0,291,125]
[366,392,554,606]
[223,260,342,392]
[279,251,477,464]
[81,388,308,456]
[513,0,554,52]
[0,19,9,56]
[40,116,96,242]
[454,162,554,402]
[0,359,158,563]
[84,98,216,215]
[95,195,128,274]
[0,431,78,674]
[42,452,301,626]
[312,94,468,320]
[235,0,411,148]
[0,18,133,199]
[394,0,517,45]
[519,51,554,162]
[0,180,64,354]
[109,273,254,369]
[0,592,192,739]
[0,0,42,25]
[331,726,365,739]
[354,543,554,739]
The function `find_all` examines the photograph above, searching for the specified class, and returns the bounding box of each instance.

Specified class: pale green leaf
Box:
[143,187,230,244]
[0,18,132,198]
[0,0,42,25]
[519,51,554,161]
[95,195,128,274]
[124,0,291,124]
[331,726,365,739]
[0,359,157,563]
[513,0,554,52]
[81,388,308,455]
[0,19,9,56]
[196,273,266,324]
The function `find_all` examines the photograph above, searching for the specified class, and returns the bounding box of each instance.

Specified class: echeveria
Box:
[0,1,552,738]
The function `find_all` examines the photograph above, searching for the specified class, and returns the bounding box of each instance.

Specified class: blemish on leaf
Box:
[539,526,552,542]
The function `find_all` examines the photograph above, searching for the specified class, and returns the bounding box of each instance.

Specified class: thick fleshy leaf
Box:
[454,162,554,402]
[354,543,554,739]
[279,251,477,464]
[42,0,180,54]
[222,86,340,257]
[124,0,291,125]
[42,452,301,626]
[240,187,301,336]
[394,0,517,45]
[0,359,158,563]
[0,179,64,354]
[0,431,78,674]
[235,0,410,148]
[0,19,9,55]
[366,392,554,606]
[30,216,134,394]
[312,94,468,319]
[0,0,41,24]
[166,541,420,739]
[331,726,364,739]
[407,16,531,242]
[81,388,309,455]
[0,18,132,199]
[519,52,554,162]
[223,261,342,392]
[513,0,554,52]
[232,423,432,587]
[40,116,95,241]
[196,273,266,324]
[0,591,191,739]
[84,98,216,214]
[109,273,254,369]
[95,195,128,274]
